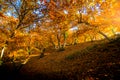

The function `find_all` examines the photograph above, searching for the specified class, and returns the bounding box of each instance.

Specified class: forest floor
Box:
[0,36,120,80]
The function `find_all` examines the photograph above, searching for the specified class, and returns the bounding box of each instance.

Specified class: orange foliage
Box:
[0,0,119,59]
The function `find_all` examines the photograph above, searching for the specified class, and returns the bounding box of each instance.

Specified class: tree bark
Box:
[57,34,61,49]
[98,31,111,41]
[0,46,5,59]
[49,36,56,48]
[63,32,67,48]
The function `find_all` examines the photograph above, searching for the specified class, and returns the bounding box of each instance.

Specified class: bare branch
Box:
[9,0,20,16]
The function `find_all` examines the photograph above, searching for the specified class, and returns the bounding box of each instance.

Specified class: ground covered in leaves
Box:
[0,37,120,80]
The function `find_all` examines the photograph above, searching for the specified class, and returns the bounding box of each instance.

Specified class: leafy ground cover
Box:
[0,37,120,80]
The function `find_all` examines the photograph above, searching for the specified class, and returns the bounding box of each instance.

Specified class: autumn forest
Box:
[0,0,120,80]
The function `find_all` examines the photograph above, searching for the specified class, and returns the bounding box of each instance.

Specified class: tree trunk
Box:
[63,39,66,48]
[0,46,5,59]
[49,36,56,48]
[63,32,67,48]
[27,46,31,55]
[57,34,61,49]
[98,31,111,41]
[74,38,77,45]
[51,41,56,48]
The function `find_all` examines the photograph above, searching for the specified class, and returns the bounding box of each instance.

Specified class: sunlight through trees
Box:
[0,0,120,61]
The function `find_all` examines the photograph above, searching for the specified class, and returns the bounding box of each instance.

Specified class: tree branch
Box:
[9,0,20,16]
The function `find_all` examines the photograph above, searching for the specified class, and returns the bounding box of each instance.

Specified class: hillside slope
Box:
[18,37,120,80]
[0,37,120,80]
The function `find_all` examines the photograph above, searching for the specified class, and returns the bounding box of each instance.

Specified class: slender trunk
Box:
[51,41,56,48]
[74,33,78,45]
[57,34,61,49]
[0,40,8,59]
[74,38,77,45]
[63,32,67,48]
[63,39,66,48]
[98,31,111,41]
[78,12,82,23]
[1,46,5,59]
[27,46,31,55]
[50,36,56,48]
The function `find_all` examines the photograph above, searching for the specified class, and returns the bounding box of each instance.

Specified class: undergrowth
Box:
[65,44,98,60]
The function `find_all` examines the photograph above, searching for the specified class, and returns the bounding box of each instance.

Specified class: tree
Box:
[0,0,119,59]
[0,0,45,59]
